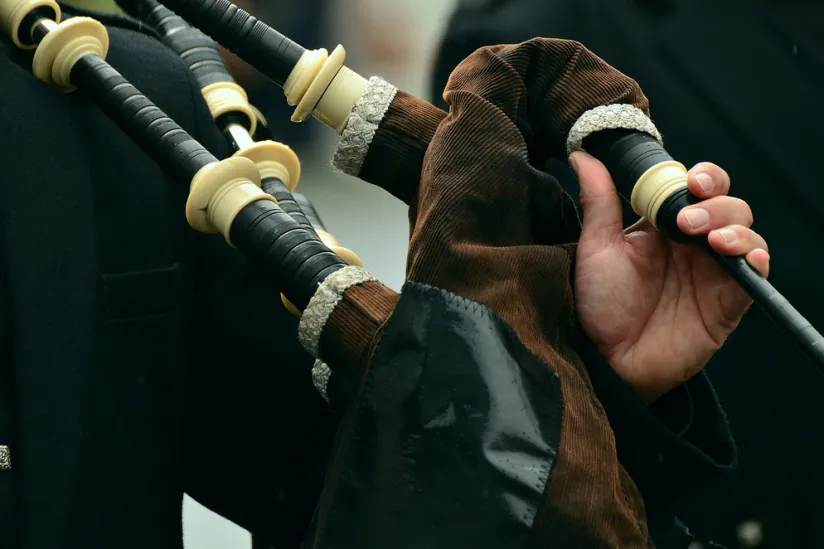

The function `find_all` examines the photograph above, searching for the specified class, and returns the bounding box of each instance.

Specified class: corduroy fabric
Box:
[358,39,648,217]
[358,90,446,207]
[406,40,652,548]
[318,282,399,376]
[318,38,655,547]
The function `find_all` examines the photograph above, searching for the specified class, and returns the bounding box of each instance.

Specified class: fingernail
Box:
[569,153,581,174]
[695,172,713,193]
[684,208,710,229]
[716,228,738,244]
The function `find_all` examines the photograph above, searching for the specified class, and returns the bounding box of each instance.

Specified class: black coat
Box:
[0,7,337,549]
[433,1,824,548]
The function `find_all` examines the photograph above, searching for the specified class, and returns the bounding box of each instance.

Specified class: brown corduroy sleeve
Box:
[358,90,446,207]
[465,39,650,164]
[315,38,656,547]
[346,38,647,228]
[318,282,398,376]
[404,39,651,548]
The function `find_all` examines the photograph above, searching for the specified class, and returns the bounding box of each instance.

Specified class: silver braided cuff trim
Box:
[298,265,376,359]
[331,76,398,177]
[566,104,663,157]
[311,360,332,403]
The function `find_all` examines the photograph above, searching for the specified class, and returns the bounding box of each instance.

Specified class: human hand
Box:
[572,152,770,403]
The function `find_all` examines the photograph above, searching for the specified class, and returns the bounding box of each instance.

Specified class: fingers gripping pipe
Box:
[568,105,824,369]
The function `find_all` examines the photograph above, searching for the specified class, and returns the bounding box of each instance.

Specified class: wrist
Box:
[606,349,709,406]
[612,366,697,406]
[627,381,672,406]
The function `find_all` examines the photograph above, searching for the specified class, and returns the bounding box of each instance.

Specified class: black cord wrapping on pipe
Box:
[71,51,345,308]
[70,54,217,183]
[292,192,326,233]
[151,0,305,85]
[261,178,316,233]
[140,0,236,89]
[22,15,346,310]
[123,0,330,237]
[125,0,349,286]
[231,200,347,310]
[128,0,824,362]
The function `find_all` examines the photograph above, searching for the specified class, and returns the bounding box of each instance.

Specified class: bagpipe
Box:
[115,0,824,371]
[0,0,818,547]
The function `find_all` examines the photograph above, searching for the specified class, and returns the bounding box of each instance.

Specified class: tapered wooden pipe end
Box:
[186,156,272,245]
[202,81,257,136]
[0,0,60,48]
[233,141,301,192]
[31,17,109,91]
[285,45,369,133]
[631,161,689,227]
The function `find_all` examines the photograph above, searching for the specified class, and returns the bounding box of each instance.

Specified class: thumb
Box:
[571,151,625,249]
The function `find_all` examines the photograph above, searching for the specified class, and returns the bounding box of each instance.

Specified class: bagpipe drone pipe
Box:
[120,0,359,392]
[136,0,824,373]
[0,0,790,547]
[0,2,565,547]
